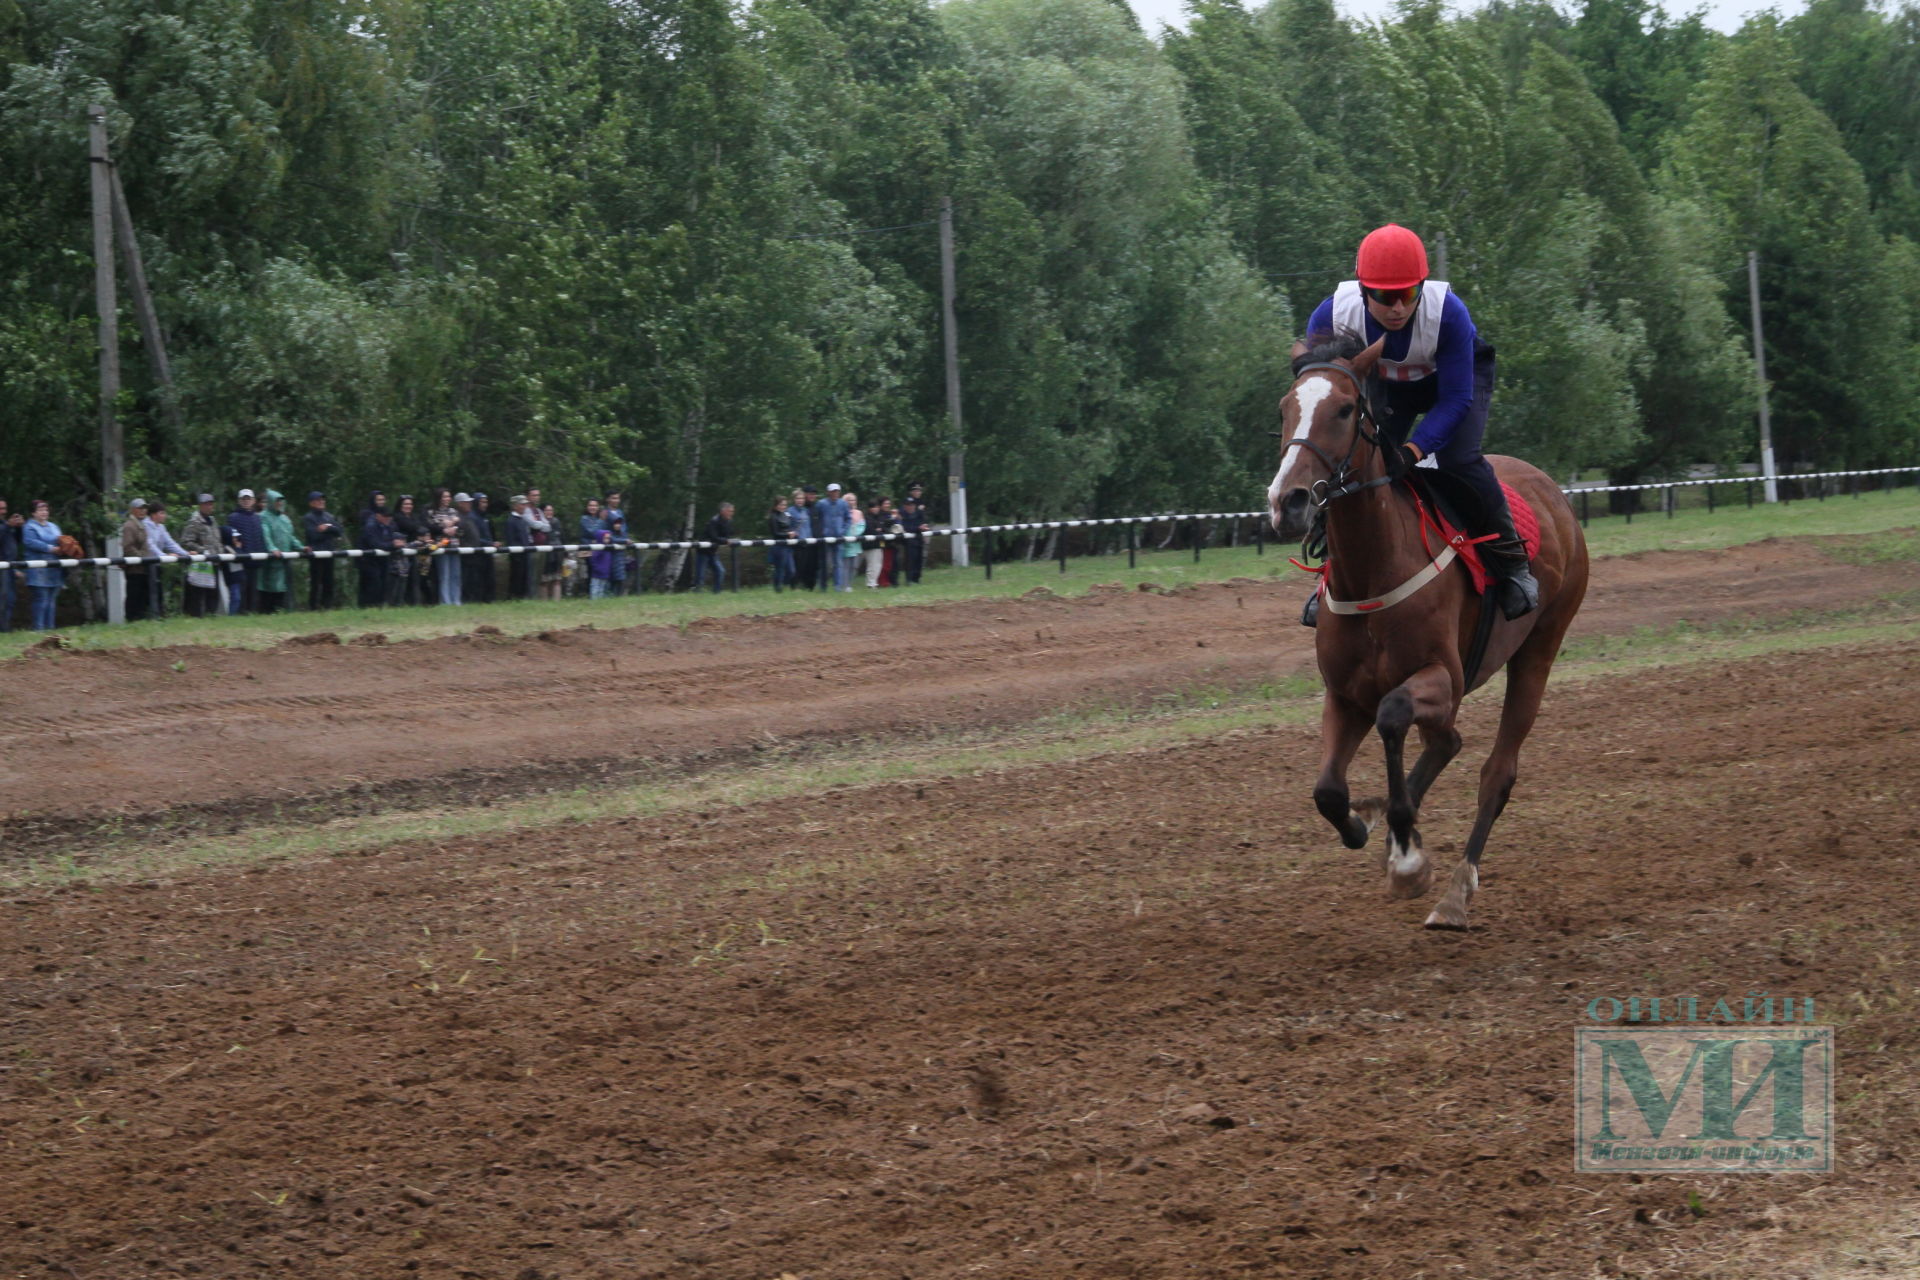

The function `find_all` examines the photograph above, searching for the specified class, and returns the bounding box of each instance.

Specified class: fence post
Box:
[1192,519,1201,564]
[1058,525,1068,575]
[729,543,739,592]
[984,531,993,581]
[1579,490,1589,528]
[1128,521,1137,570]
[1666,486,1675,519]
[1747,481,1754,509]
[1254,514,1264,556]
[1707,482,1715,515]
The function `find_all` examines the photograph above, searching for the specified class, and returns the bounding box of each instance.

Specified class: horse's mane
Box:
[1291,330,1367,377]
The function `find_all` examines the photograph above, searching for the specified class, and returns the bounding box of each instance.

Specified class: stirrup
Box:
[1301,591,1320,628]
[1496,565,1540,621]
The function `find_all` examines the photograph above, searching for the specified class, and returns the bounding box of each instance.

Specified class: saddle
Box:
[1403,470,1539,596]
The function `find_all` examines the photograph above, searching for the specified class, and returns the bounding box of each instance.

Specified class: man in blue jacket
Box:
[1299,224,1539,626]
[813,483,850,591]
[228,488,266,615]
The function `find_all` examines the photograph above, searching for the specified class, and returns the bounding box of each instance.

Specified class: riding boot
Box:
[1480,531,1540,621]
[1301,590,1320,628]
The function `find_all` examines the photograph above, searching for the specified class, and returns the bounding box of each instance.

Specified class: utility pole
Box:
[109,162,179,431]
[939,195,969,566]
[1433,230,1448,280]
[89,103,126,623]
[1747,250,1778,503]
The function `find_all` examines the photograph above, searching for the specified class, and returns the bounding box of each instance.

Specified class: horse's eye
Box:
[1337,404,1354,418]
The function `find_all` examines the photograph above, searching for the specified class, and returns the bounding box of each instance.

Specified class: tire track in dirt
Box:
[0,620,1138,738]
[0,536,1912,832]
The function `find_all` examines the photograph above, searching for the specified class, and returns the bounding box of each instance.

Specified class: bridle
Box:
[1274,362,1394,509]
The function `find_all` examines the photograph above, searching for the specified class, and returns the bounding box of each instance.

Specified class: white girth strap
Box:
[1322,545,1457,615]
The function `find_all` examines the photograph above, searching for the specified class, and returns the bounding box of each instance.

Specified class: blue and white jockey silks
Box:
[1330,280,1449,381]
[1307,280,1481,459]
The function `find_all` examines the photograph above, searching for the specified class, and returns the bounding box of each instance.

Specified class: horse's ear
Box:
[1289,340,1310,365]
[1348,337,1386,381]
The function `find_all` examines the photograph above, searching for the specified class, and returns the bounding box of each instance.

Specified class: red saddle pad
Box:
[1431,482,1540,595]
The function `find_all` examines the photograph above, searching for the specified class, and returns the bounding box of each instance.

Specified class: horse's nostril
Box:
[1274,488,1311,537]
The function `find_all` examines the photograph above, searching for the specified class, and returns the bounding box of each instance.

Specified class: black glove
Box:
[1385,441,1420,479]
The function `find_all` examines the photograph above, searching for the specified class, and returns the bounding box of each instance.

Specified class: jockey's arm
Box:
[1407,292,1477,459]
[1306,296,1336,337]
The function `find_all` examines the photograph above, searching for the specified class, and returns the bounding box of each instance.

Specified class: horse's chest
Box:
[1325,641,1450,709]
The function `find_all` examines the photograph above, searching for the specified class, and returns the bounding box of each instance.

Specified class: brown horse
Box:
[1268,337,1589,929]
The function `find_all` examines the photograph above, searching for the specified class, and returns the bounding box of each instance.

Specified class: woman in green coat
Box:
[258,489,300,613]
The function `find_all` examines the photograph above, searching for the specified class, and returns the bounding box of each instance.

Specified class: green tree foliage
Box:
[1493,44,1750,479]
[930,0,1288,516]
[1671,17,1919,465]
[1163,1,1361,314]
[1786,0,1920,241]
[0,0,1914,536]
[1560,0,1717,164]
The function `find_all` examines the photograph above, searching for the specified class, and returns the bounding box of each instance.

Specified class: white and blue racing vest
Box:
[1330,279,1452,383]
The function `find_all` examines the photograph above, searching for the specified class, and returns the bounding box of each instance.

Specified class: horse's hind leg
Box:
[1313,695,1378,850]
[1377,664,1457,900]
[1407,717,1463,810]
[1426,643,1551,930]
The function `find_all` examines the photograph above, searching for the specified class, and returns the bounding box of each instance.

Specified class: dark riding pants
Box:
[1374,337,1514,534]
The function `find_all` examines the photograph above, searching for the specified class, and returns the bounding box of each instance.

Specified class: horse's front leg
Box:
[1313,694,1379,850]
[1376,663,1457,899]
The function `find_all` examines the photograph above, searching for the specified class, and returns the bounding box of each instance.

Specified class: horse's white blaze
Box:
[1270,376,1335,506]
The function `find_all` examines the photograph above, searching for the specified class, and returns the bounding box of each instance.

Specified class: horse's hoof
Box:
[1423,863,1478,929]
[1352,798,1387,833]
[1389,865,1433,900]
[1345,798,1385,851]
[1383,829,1430,899]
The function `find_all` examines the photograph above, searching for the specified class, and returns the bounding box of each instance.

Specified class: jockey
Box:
[1299,223,1540,626]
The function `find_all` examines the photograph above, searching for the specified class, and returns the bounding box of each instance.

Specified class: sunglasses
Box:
[1363,284,1421,307]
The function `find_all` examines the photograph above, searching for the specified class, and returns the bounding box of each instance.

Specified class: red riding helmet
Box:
[1355,224,1429,289]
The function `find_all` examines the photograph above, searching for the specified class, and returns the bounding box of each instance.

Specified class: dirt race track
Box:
[3,538,1919,1278]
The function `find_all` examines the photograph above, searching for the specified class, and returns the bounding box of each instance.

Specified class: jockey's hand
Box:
[1403,442,1425,466]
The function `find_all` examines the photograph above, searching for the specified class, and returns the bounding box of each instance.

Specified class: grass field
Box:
[4,485,1916,661]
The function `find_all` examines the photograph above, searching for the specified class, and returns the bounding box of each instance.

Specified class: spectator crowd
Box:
[0,481,937,632]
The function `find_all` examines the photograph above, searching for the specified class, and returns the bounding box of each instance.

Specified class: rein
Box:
[1280,360,1472,623]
